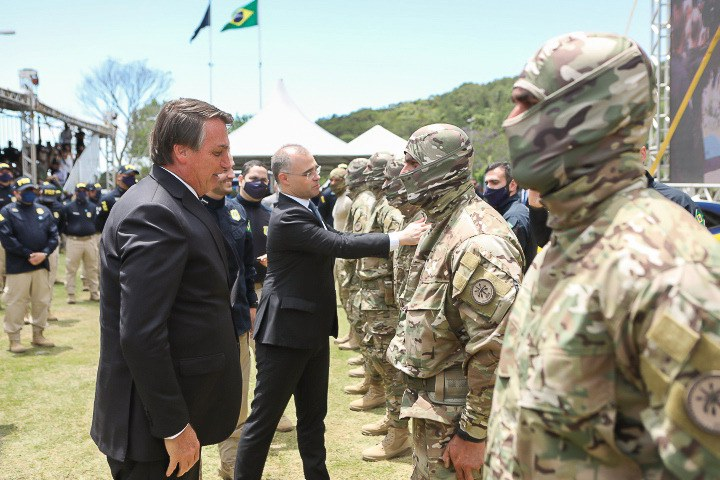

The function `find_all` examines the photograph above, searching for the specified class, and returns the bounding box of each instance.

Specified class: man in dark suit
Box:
[91,99,242,480]
[234,144,429,480]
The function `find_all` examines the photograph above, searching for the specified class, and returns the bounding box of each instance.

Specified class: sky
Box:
[1,0,650,134]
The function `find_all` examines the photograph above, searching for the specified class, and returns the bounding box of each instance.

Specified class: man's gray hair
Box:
[150,98,233,166]
[271,144,311,179]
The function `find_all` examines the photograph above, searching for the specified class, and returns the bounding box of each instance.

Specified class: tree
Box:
[77,58,172,167]
[126,99,164,161]
[229,113,252,133]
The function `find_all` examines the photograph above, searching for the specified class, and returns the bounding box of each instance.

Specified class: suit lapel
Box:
[278,193,322,227]
[151,165,230,273]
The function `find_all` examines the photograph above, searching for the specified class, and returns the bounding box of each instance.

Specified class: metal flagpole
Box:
[209,0,213,103]
[258,19,263,109]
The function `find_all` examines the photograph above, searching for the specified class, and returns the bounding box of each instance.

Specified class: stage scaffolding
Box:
[0,86,115,184]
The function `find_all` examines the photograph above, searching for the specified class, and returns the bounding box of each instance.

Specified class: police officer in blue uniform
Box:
[0,162,15,297]
[317,181,337,228]
[0,176,58,353]
[95,164,139,233]
[38,182,66,321]
[63,183,99,303]
[201,169,258,480]
[483,162,536,271]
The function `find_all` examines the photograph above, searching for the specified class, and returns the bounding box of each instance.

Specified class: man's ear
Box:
[509,179,518,196]
[172,144,189,165]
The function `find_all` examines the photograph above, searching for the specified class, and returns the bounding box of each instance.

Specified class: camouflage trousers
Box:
[346,291,381,382]
[360,311,407,429]
[410,416,482,480]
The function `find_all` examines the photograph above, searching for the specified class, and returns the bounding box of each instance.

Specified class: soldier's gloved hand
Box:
[398,219,431,246]
[441,435,485,480]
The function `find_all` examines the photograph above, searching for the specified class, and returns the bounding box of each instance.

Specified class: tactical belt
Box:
[404,365,468,406]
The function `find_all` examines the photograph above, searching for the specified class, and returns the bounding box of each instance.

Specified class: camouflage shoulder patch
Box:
[685,371,720,434]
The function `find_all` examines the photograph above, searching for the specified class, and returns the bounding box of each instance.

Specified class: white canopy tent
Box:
[229,80,367,166]
[347,125,407,157]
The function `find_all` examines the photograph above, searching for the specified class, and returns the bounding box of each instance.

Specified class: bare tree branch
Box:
[77,58,171,167]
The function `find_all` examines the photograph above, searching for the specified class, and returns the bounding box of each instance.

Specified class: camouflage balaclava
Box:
[504,32,655,197]
[399,124,473,213]
[365,152,393,194]
[329,165,347,196]
[382,155,419,217]
[346,157,371,195]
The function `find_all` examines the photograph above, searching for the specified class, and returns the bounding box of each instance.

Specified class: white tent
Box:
[229,80,362,163]
[347,125,407,157]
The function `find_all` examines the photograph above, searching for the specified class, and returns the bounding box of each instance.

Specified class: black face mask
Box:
[482,185,510,209]
[243,180,269,199]
[76,191,88,201]
[0,172,13,183]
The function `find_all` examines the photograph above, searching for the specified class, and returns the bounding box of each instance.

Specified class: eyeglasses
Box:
[283,165,321,180]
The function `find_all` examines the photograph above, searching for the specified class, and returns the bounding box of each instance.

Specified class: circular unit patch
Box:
[471,279,495,305]
[686,371,720,435]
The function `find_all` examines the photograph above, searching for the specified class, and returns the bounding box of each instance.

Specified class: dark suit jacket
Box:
[91,165,241,462]
[254,192,389,349]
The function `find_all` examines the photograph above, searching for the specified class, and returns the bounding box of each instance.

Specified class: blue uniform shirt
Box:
[0,201,59,274]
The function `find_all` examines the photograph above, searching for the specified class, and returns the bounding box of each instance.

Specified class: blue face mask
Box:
[482,185,510,209]
[243,180,270,199]
[0,172,13,183]
[76,191,87,201]
[121,175,137,188]
[20,190,37,204]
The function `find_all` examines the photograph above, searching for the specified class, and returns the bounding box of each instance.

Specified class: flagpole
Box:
[257,19,263,109]
[208,0,213,103]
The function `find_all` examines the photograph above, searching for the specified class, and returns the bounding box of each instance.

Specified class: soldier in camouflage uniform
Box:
[484,32,720,479]
[341,158,385,401]
[355,153,411,461]
[387,124,524,479]
[336,159,369,353]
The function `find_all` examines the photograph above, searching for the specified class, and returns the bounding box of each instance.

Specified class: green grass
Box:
[0,255,412,479]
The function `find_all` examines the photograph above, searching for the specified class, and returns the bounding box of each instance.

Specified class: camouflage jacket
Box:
[485,180,720,479]
[393,209,426,309]
[388,186,523,439]
[355,195,404,312]
[338,188,376,296]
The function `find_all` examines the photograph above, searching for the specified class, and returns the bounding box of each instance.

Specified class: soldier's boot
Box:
[7,333,29,354]
[334,332,351,344]
[343,375,371,395]
[47,311,58,322]
[349,383,385,411]
[67,294,76,305]
[31,326,55,348]
[276,414,294,432]
[361,427,412,461]
[337,337,359,351]
[347,355,364,366]
[361,413,390,436]
[89,292,100,302]
[348,365,365,378]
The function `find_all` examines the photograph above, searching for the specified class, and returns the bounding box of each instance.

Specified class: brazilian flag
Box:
[222,0,258,31]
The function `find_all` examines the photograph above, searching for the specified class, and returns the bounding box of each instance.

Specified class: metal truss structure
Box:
[0,86,114,182]
[649,0,672,180]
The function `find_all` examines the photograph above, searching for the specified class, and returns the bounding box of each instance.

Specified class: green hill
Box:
[317,77,516,177]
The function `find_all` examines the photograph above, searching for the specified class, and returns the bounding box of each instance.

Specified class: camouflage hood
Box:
[346,157,370,195]
[384,155,420,217]
[329,165,347,195]
[504,32,654,204]
[399,123,473,215]
[365,152,394,191]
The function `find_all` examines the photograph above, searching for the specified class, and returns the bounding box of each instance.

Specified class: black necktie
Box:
[308,202,326,228]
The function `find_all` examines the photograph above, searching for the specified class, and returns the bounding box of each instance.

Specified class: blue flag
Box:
[190,4,211,42]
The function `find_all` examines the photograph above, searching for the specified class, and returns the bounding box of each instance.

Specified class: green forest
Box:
[316,77,516,177]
